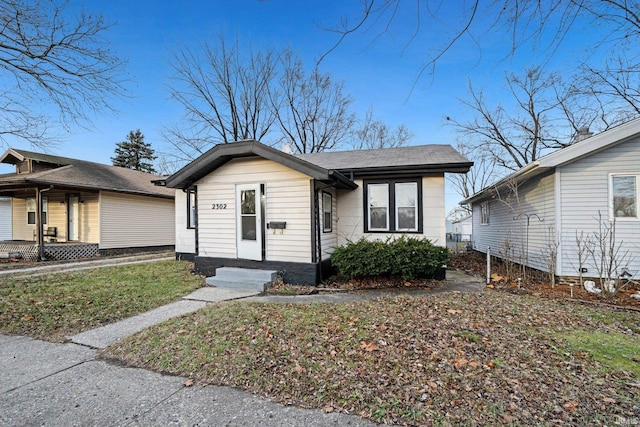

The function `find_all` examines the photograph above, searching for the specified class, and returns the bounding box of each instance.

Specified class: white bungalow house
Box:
[462,118,640,283]
[157,140,472,284]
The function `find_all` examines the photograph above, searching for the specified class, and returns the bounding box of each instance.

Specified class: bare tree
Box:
[273,50,356,153]
[579,54,640,122]
[448,139,499,203]
[451,68,583,171]
[320,1,640,86]
[0,0,125,148]
[349,108,413,150]
[166,35,278,160]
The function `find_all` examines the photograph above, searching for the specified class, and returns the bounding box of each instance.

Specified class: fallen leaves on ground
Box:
[449,252,640,309]
[102,291,639,426]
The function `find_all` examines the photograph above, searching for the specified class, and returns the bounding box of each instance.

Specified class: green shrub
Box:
[331,236,448,280]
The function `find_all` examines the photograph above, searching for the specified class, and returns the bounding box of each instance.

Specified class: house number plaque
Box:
[211,203,227,209]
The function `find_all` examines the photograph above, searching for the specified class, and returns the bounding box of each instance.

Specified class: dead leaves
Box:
[360,341,377,352]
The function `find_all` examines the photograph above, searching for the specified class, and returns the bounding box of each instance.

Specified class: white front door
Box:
[236,184,263,261]
[68,196,79,241]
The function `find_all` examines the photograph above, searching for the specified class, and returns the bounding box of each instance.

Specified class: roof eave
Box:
[461,162,543,205]
[164,141,358,190]
[337,162,473,178]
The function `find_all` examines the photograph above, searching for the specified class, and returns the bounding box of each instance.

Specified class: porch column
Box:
[35,188,44,260]
[36,185,53,261]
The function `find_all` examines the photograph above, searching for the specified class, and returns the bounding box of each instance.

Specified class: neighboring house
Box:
[157,140,472,284]
[452,215,472,241]
[462,118,640,282]
[0,148,175,259]
[0,197,11,240]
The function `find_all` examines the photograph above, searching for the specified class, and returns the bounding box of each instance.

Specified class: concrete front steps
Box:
[205,267,278,292]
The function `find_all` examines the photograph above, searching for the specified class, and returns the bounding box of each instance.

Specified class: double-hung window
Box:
[364,179,421,232]
[27,197,47,225]
[322,192,333,232]
[611,174,639,219]
[480,202,490,225]
[187,189,197,229]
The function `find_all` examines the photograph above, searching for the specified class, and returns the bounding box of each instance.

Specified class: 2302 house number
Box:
[211,203,227,209]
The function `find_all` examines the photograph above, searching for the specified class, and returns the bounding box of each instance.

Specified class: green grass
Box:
[559,330,640,376]
[103,292,640,425]
[0,260,203,341]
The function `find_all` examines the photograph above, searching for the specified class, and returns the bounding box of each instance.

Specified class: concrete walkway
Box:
[0,335,376,427]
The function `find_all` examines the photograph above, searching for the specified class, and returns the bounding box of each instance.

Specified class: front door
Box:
[68,196,79,241]
[236,184,263,261]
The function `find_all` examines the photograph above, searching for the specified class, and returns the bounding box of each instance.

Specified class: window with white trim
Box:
[480,201,490,225]
[322,192,332,232]
[364,179,422,232]
[611,174,639,219]
[27,197,47,225]
[187,190,197,229]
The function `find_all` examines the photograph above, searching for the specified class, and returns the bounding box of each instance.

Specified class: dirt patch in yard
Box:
[449,251,640,310]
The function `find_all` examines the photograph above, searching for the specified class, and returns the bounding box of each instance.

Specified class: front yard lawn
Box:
[0,260,203,341]
[102,291,639,426]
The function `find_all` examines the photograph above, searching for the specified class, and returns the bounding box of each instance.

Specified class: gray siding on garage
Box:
[557,136,640,278]
[472,171,556,273]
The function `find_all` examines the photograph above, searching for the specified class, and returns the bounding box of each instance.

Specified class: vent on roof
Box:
[574,127,593,142]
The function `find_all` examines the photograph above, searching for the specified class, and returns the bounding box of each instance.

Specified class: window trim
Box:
[610,173,640,220]
[363,178,423,233]
[322,191,333,233]
[187,189,197,229]
[27,197,47,225]
[480,201,490,225]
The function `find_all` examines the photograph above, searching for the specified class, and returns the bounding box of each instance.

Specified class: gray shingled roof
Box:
[0,149,173,198]
[296,144,471,171]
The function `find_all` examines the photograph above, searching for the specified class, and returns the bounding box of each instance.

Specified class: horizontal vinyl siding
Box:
[320,189,338,260]
[175,190,196,254]
[558,136,640,278]
[336,176,446,246]
[472,172,556,273]
[196,157,312,263]
[11,198,31,241]
[45,192,67,241]
[99,192,175,249]
[80,193,100,244]
[0,198,11,240]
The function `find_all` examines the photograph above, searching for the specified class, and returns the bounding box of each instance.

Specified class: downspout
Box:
[315,183,323,283]
[37,185,53,261]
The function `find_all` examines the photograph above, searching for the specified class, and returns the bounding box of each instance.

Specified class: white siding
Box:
[196,157,313,263]
[0,197,11,240]
[175,189,196,254]
[558,136,640,278]
[336,175,447,246]
[472,172,556,273]
[99,192,175,249]
[320,188,338,260]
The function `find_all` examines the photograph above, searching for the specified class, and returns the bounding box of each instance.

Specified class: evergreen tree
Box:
[111,129,157,173]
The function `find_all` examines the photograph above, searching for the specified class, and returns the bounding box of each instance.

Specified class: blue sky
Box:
[2,0,607,212]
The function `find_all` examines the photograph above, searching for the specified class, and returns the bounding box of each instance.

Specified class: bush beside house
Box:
[331,236,448,280]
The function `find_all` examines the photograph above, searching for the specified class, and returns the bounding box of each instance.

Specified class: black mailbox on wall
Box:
[268,221,286,229]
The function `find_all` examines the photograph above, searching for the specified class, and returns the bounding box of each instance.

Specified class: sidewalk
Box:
[0,335,376,427]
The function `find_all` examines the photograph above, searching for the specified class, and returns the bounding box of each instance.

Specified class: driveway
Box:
[0,335,376,426]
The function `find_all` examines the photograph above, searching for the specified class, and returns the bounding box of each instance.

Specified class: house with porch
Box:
[157,140,472,284]
[462,117,640,284]
[0,149,175,260]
